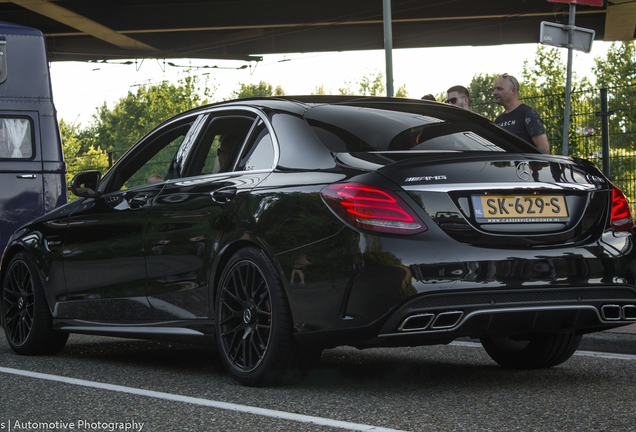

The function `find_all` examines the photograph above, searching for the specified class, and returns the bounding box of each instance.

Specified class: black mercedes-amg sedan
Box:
[2,96,635,386]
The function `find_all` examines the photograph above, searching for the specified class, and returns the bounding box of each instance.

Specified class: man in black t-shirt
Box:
[493,73,549,153]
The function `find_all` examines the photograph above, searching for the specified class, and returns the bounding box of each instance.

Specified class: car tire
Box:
[480,332,582,369]
[215,247,309,386]
[2,252,69,355]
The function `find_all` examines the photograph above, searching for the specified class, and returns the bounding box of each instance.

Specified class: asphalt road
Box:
[1,330,635,432]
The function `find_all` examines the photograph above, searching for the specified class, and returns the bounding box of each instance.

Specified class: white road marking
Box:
[451,340,636,361]
[0,367,407,432]
[573,350,636,361]
[450,340,483,348]
[2,343,633,430]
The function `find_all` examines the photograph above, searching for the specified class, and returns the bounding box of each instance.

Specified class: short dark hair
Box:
[421,94,436,101]
[447,85,469,99]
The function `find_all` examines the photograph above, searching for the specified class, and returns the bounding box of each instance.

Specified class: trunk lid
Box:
[372,153,609,246]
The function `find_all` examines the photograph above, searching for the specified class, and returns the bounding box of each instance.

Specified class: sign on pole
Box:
[540,21,595,53]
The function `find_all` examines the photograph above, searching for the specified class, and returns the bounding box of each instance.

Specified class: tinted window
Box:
[237,120,274,171]
[188,114,257,176]
[305,104,537,155]
[121,129,188,190]
[105,120,195,192]
[0,117,33,159]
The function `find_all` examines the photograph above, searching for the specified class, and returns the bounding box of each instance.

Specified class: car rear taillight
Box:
[321,183,427,234]
[611,186,634,231]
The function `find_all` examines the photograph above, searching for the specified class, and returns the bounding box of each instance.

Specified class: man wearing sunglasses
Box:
[493,73,550,153]
[445,85,470,110]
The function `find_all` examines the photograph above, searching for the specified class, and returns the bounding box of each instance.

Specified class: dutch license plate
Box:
[471,195,569,223]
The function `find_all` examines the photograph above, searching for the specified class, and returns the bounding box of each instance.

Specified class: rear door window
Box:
[0,117,33,159]
[186,112,258,176]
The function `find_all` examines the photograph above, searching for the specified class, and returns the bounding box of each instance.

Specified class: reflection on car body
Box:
[2,96,636,386]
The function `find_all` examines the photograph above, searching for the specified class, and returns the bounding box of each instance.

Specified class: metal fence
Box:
[66,85,636,209]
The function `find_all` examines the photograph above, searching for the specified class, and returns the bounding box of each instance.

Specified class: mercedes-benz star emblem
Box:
[516,162,532,181]
[243,308,253,324]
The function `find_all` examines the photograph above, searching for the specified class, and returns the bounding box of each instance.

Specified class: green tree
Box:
[394,84,409,98]
[468,73,500,119]
[521,45,567,97]
[312,84,327,95]
[358,73,384,96]
[339,71,408,97]
[594,41,636,88]
[593,41,636,151]
[91,74,213,160]
[231,81,285,99]
[60,120,109,200]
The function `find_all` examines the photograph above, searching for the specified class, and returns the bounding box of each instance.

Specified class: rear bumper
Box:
[378,286,636,339]
[294,285,636,350]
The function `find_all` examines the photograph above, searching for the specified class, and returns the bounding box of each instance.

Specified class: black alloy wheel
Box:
[480,332,582,369]
[2,252,68,355]
[216,247,307,386]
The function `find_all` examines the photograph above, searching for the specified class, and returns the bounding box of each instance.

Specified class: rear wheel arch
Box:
[209,238,283,311]
[214,245,309,386]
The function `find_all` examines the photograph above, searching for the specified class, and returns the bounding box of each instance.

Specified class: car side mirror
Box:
[71,170,103,198]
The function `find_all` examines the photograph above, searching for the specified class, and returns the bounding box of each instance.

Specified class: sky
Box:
[48,41,614,126]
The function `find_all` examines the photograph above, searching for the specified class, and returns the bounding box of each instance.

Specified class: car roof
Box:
[206,94,442,108]
[186,95,471,120]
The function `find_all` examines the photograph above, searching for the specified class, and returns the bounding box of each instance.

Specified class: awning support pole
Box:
[562,3,576,156]
[383,0,394,97]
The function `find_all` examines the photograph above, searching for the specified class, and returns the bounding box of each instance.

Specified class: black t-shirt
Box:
[495,104,546,146]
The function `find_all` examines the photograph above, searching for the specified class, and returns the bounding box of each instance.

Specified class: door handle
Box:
[17,174,36,179]
[211,187,237,203]
[127,194,149,208]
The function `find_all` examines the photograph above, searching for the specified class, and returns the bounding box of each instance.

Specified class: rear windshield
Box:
[304,103,538,154]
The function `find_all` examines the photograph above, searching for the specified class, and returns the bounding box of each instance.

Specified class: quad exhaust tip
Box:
[623,305,636,320]
[400,304,636,332]
[399,311,464,332]
[601,304,636,321]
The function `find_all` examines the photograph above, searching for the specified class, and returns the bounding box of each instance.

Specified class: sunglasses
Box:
[500,73,519,93]
[445,97,461,104]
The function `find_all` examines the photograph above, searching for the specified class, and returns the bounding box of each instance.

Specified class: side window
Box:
[107,121,194,192]
[187,114,257,176]
[237,120,275,171]
[0,117,33,159]
[121,134,184,190]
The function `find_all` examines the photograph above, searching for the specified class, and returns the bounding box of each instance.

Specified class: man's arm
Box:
[531,134,550,153]
[523,107,549,153]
